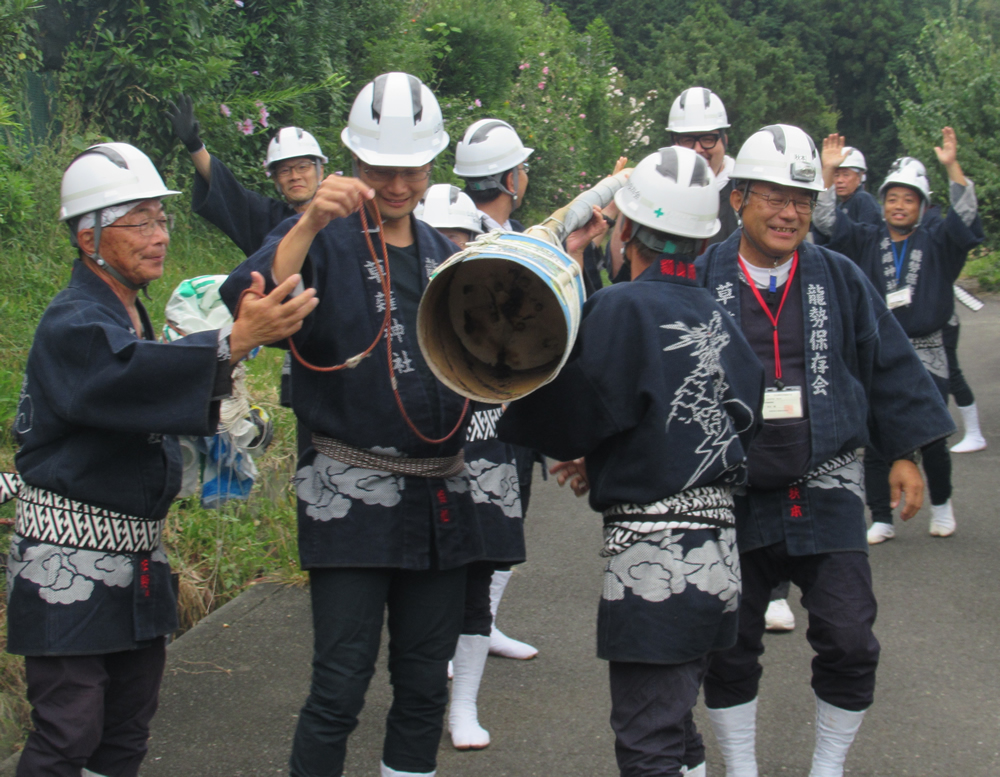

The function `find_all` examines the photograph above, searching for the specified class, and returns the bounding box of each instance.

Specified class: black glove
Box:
[167,95,203,153]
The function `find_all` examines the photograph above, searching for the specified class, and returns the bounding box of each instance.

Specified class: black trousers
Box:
[462,561,496,637]
[705,544,879,712]
[17,639,166,777]
[609,658,707,777]
[943,318,974,406]
[289,566,466,777]
[865,436,952,523]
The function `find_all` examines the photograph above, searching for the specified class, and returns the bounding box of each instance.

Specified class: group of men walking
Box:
[1,71,986,777]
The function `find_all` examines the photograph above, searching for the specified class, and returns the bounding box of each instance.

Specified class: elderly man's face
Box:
[833,168,863,200]
[732,181,813,261]
[81,200,170,287]
[674,131,726,175]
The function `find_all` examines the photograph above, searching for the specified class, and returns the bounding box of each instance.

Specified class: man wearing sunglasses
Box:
[668,87,739,245]
[697,124,954,777]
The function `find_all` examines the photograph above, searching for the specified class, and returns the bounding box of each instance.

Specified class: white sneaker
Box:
[866,522,895,545]
[929,500,956,537]
[764,599,795,632]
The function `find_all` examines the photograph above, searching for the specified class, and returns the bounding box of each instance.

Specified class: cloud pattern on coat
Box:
[295,449,405,521]
[603,528,740,612]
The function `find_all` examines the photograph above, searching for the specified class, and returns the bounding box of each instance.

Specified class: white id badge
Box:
[762,387,804,420]
[886,287,912,309]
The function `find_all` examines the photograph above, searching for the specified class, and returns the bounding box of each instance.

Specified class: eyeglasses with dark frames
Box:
[746,189,816,215]
[674,133,722,150]
[274,160,316,179]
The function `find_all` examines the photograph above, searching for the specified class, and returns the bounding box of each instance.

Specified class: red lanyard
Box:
[737,252,798,381]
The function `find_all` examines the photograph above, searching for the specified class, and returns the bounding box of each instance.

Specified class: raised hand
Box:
[166,95,203,153]
[934,126,958,167]
[299,174,376,234]
[230,272,319,362]
[821,134,849,188]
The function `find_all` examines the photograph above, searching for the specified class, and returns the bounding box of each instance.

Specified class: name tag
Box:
[762,387,804,420]
[886,287,912,309]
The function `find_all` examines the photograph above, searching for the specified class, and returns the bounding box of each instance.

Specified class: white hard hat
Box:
[667,87,730,133]
[265,127,328,169]
[341,72,448,167]
[878,156,931,202]
[59,142,180,222]
[453,119,533,178]
[732,124,824,192]
[839,146,867,172]
[414,184,484,235]
[614,146,721,241]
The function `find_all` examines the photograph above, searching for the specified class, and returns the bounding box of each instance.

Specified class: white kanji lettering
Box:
[810,353,829,375]
[807,284,826,307]
[808,305,828,329]
[393,350,415,374]
[390,318,405,343]
[715,281,735,306]
[364,260,380,281]
[809,329,829,351]
[811,374,830,395]
[375,291,398,313]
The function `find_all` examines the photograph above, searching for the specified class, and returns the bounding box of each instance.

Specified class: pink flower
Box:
[538,82,546,90]
[474,98,482,107]
[467,104,475,110]
[237,119,254,135]
[580,171,587,176]
[546,107,552,113]
[520,104,526,109]
[256,101,269,128]
[539,52,546,57]
[251,70,260,76]
[569,146,574,152]
[579,113,586,119]
[542,66,549,75]
[220,104,231,117]
[234,0,243,6]
[519,63,530,70]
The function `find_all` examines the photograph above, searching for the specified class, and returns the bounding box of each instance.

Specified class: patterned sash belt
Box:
[909,329,948,380]
[601,485,736,557]
[311,434,466,479]
[12,480,163,553]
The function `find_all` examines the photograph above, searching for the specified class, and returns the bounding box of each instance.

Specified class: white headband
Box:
[76,200,144,232]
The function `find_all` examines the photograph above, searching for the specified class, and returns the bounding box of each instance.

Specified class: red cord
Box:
[266,202,468,445]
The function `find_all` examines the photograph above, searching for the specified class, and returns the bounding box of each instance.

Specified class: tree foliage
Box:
[892,9,1000,242]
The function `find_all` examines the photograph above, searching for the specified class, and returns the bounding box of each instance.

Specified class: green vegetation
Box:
[0,0,996,757]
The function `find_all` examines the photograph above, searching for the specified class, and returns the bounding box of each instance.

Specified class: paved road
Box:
[116,296,998,776]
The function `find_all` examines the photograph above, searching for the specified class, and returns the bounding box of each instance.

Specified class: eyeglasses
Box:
[521,161,530,173]
[274,160,316,179]
[674,133,722,150]
[746,189,816,215]
[360,164,432,183]
[105,215,175,237]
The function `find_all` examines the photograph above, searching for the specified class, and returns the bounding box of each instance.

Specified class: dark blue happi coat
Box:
[193,155,296,257]
[698,233,956,556]
[219,212,481,571]
[463,406,525,565]
[8,262,226,656]
[499,258,764,664]
[817,183,983,339]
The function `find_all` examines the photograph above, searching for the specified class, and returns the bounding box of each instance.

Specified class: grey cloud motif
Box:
[6,541,133,605]
[465,459,521,518]
[295,449,405,522]
[807,457,865,503]
[603,529,740,609]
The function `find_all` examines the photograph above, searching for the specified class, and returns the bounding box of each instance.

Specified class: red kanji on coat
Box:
[661,259,674,276]
[788,486,801,500]
[790,504,803,518]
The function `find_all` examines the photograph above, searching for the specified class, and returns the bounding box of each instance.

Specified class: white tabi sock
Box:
[380,761,436,777]
[808,695,865,777]
[682,762,707,777]
[706,698,759,777]
[929,499,957,537]
[951,402,987,452]
[448,634,491,750]
[489,570,537,659]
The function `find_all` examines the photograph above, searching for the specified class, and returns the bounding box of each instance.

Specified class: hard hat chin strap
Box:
[82,210,150,296]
